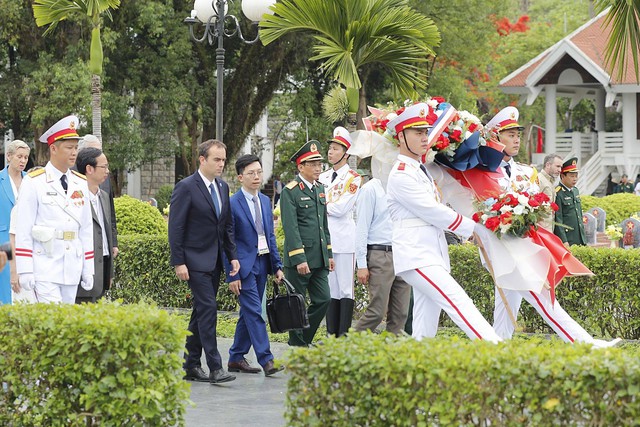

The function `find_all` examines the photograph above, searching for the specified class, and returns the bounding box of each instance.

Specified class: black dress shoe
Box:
[262,360,285,377]
[183,366,209,382]
[210,368,236,384]
[228,358,261,374]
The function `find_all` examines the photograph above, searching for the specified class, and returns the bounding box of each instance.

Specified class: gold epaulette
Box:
[71,170,87,180]
[27,168,45,178]
[555,185,562,192]
[285,180,298,190]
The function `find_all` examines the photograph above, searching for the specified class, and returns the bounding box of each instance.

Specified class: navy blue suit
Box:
[225,190,282,366]
[169,171,237,372]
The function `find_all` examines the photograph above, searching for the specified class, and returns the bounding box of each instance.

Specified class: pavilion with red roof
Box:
[499,9,640,194]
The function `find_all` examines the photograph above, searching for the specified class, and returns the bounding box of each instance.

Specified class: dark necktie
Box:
[209,183,221,216]
[419,164,429,177]
[60,174,68,193]
[252,195,264,234]
[331,171,338,183]
[504,163,511,177]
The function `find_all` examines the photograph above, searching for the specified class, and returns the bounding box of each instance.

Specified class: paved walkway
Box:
[185,338,290,427]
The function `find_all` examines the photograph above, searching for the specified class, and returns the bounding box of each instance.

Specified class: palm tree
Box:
[596,0,640,82]
[259,0,440,129]
[33,0,121,140]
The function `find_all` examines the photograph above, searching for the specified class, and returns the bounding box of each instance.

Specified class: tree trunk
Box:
[91,74,101,141]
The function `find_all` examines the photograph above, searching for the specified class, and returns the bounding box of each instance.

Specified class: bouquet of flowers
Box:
[604,225,623,241]
[363,99,437,144]
[472,190,558,238]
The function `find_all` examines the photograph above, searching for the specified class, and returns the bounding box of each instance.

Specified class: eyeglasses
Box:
[95,164,109,170]
[304,162,323,169]
[243,170,263,177]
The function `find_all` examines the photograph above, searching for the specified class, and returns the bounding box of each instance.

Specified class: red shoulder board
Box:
[397,163,406,171]
[349,169,360,177]
[299,182,305,190]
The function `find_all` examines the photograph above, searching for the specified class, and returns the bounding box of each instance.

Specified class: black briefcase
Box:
[266,277,310,333]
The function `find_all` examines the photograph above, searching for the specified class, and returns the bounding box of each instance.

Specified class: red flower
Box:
[528,198,540,208]
[432,96,446,104]
[395,107,406,116]
[472,212,482,222]
[499,211,513,224]
[550,202,559,211]
[491,201,504,211]
[435,134,450,150]
[426,109,438,125]
[468,123,479,133]
[533,192,549,203]
[503,194,519,207]
[485,216,501,231]
[450,129,463,142]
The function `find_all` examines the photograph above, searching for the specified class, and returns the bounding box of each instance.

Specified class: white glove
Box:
[19,273,35,291]
[80,275,94,291]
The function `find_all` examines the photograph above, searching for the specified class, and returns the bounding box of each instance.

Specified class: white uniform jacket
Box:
[499,159,540,193]
[318,164,361,253]
[387,155,474,275]
[14,162,94,285]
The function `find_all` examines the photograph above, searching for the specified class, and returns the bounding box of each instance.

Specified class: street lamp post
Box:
[185,0,276,143]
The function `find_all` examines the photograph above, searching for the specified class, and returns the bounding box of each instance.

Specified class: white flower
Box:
[499,223,511,234]
[500,205,513,213]
[427,99,439,109]
[481,214,489,222]
[513,204,525,215]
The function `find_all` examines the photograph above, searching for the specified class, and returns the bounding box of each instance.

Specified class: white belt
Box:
[399,218,429,228]
[54,230,77,240]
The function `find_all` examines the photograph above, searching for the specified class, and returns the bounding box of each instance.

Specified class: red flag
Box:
[536,127,544,153]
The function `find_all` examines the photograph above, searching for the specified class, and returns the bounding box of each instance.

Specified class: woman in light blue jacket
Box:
[0,140,30,304]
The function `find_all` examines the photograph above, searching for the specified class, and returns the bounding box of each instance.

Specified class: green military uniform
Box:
[553,158,587,246]
[614,181,634,193]
[281,141,332,347]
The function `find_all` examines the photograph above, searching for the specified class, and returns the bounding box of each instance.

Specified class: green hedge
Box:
[114,195,167,235]
[111,235,640,339]
[448,244,640,339]
[110,235,238,311]
[0,302,189,426]
[286,333,640,426]
[580,193,640,226]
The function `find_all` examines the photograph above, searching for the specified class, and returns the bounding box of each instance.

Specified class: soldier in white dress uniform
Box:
[386,103,501,342]
[14,115,94,303]
[318,127,362,337]
[485,107,620,348]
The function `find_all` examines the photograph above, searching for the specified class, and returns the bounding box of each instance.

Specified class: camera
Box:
[0,242,13,260]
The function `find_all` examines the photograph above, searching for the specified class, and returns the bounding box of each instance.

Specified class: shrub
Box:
[0,302,190,426]
[447,244,640,339]
[113,195,167,235]
[110,234,238,311]
[580,193,640,226]
[111,235,640,339]
[285,333,640,426]
[155,184,174,213]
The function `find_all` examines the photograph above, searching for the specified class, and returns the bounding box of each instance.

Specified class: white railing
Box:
[598,132,624,154]
[576,150,605,195]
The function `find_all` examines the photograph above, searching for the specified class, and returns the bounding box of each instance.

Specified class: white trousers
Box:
[34,281,78,304]
[400,266,501,343]
[11,288,37,304]
[328,253,355,299]
[493,287,594,343]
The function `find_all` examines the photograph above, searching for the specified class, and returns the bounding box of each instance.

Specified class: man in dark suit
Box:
[169,139,240,384]
[78,135,118,262]
[225,154,285,376]
[281,141,334,347]
[75,147,115,303]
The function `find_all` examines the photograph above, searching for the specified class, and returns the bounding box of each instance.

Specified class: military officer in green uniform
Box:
[281,140,334,347]
[554,157,586,247]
